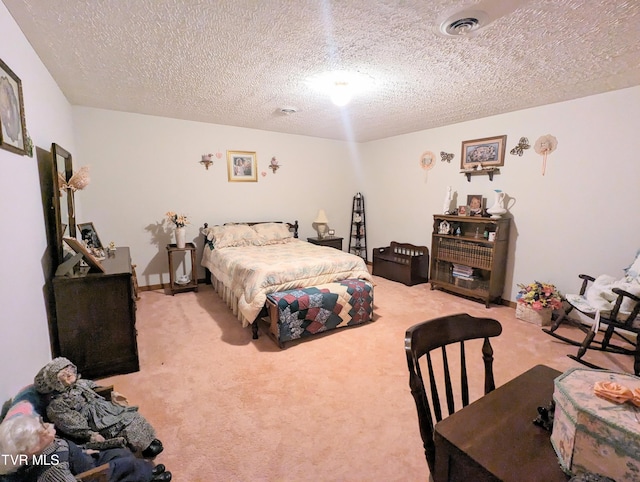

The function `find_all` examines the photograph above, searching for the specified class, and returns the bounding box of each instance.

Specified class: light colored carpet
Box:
[100,276,633,482]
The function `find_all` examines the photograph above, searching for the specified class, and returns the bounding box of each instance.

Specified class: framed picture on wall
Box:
[227,150,258,182]
[0,57,28,155]
[460,135,506,170]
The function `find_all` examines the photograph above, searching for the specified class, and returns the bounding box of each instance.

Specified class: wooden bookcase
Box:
[430,215,510,307]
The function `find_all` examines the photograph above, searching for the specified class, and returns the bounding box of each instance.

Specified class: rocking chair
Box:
[543,252,640,375]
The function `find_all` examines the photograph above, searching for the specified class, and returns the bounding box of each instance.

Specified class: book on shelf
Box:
[452,263,477,281]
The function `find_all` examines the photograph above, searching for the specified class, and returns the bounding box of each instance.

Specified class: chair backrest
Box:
[405,313,502,472]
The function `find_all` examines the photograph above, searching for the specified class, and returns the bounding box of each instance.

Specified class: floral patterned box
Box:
[550,368,640,481]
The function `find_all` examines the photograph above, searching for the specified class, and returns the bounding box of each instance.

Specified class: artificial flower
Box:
[516,281,563,311]
[165,211,190,228]
[594,380,633,404]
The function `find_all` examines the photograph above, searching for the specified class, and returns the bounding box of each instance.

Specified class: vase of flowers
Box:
[166,211,190,248]
[515,281,563,326]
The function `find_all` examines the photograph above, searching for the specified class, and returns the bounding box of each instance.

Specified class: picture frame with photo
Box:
[78,222,106,259]
[466,194,485,216]
[460,135,507,170]
[227,150,258,182]
[0,57,28,155]
[63,237,105,273]
[458,205,470,216]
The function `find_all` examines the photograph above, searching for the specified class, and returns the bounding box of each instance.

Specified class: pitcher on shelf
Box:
[487,190,507,218]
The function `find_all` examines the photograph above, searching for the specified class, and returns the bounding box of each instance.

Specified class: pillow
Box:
[251,223,293,245]
[2,400,36,421]
[0,385,45,423]
[207,224,262,248]
[617,281,640,314]
[624,250,640,282]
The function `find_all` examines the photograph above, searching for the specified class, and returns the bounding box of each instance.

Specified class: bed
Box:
[200,221,374,344]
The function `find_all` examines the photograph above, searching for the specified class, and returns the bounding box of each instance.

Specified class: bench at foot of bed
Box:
[261,279,374,348]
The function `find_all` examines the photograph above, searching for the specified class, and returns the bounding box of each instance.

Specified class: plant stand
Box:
[516,303,552,326]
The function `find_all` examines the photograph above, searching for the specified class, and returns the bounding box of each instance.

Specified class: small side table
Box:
[307,236,343,250]
[166,243,198,295]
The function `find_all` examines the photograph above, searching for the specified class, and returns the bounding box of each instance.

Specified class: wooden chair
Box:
[542,268,640,375]
[405,313,502,474]
[77,464,110,482]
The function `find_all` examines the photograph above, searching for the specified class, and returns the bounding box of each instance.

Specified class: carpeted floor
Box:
[100,276,633,482]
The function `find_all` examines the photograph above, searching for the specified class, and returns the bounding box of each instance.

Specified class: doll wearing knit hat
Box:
[34,357,163,459]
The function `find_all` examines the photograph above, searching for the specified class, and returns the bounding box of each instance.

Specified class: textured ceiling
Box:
[3,0,640,142]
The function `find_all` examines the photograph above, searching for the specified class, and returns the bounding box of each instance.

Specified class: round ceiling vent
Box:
[438,9,490,37]
[445,17,480,36]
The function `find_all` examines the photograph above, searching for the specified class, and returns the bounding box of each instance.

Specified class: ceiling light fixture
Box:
[330,81,352,107]
[280,107,298,114]
[306,70,375,107]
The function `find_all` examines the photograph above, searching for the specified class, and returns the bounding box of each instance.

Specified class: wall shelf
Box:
[461,168,500,182]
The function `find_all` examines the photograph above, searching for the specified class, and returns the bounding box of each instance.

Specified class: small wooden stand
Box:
[166,243,198,295]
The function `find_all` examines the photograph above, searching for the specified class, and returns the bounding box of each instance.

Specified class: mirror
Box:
[51,143,75,265]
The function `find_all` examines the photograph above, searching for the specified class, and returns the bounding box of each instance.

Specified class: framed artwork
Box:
[78,222,103,249]
[78,222,106,258]
[460,135,507,170]
[227,150,258,182]
[458,205,469,216]
[466,195,484,216]
[0,58,27,155]
[63,237,105,273]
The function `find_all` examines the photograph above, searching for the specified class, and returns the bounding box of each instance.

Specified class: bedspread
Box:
[201,239,373,326]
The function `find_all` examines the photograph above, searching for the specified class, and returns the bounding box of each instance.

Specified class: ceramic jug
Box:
[487,190,507,218]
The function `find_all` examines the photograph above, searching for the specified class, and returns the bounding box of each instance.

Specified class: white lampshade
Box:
[314,209,329,224]
[314,209,329,238]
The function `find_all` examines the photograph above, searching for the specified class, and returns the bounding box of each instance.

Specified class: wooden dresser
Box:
[52,247,139,379]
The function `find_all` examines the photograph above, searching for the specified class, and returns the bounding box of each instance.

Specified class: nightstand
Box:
[166,243,198,295]
[307,236,343,250]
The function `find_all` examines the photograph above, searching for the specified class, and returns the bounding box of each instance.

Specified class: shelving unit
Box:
[348,192,367,261]
[430,214,510,307]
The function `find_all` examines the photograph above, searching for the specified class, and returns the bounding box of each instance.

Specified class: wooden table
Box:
[433,364,569,482]
[166,242,199,295]
[307,236,343,250]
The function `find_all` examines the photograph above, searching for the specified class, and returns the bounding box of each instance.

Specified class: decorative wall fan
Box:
[534,135,558,175]
[420,151,436,170]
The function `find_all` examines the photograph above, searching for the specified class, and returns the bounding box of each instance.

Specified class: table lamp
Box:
[314,209,329,239]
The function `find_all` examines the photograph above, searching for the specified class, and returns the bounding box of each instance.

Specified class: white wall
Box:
[0,3,76,401]
[362,86,640,301]
[73,86,640,303]
[72,108,361,286]
[3,0,640,403]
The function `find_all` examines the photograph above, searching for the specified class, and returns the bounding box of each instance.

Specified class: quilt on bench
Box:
[266,279,373,343]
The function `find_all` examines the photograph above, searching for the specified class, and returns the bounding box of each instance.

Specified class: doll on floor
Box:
[0,412,171,481]
[34,357,164,459]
